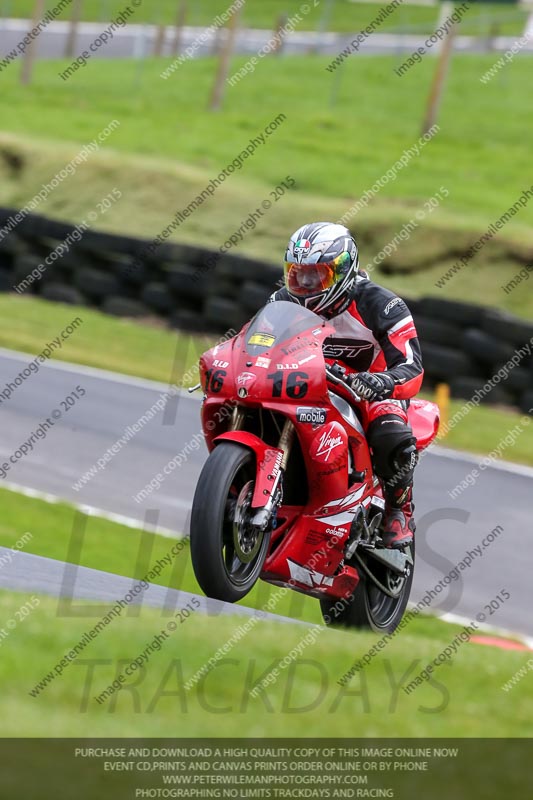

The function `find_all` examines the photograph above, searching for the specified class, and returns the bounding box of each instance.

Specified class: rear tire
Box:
[320,541,415,634]
[190,443,270,603]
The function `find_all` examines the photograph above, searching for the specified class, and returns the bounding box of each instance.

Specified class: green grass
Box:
[6,0,528,35]
[2,295,533,465]
[0,485,322,623]
[2,55,532,225]
[2,55,533,318]
[434,396,533,465]
[1,50,533,465]
[0,295,211,385]
[1,587,531,737]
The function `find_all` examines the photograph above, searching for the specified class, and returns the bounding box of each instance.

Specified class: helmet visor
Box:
[284,262,336,298]
[284,252,351,298]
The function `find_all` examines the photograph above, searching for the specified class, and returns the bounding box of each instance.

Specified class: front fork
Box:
[230,405,245,431]
[248,415,295,530]
[229,406,295,470]
[277,417,295,470]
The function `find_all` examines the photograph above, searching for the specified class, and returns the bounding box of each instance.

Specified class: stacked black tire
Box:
[1,206,532,413]
[408,296,533,414]
[0,206,283,336]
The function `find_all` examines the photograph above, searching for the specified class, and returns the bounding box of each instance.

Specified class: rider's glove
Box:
[348,371,395,402]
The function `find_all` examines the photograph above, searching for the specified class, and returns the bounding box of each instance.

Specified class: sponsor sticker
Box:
[325,527,347,537]
[269,451,283,480]
[296,407,327,425]
[237,372,256,386]
[371,495,386,510]
[255,356,271,368]
[281,337,315,355]
[248,332,276,347]
[293,238,312,262]
[314,424,344,462]
[298,354,317,366]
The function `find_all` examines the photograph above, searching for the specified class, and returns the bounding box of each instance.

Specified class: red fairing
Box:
[214,431,284,509]
[196,301,439,602]
[408,400,440,450]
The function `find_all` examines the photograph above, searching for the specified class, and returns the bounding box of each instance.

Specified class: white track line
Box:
[3,349,533,640]
[2,480,532,645]
[0,479,180,540]
[436,610,533,652]
[0,346,193,398]
[430,444,533,480]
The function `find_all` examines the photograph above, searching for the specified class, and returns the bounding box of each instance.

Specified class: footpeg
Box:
[344,509,383,560]
[366,547,413,576]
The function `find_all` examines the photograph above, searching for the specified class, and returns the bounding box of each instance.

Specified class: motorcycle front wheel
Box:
[190,442,271,603]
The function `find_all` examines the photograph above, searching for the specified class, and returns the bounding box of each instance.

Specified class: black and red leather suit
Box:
[270,272,423,501]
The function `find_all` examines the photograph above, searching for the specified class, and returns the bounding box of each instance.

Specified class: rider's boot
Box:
[381,484,415,549]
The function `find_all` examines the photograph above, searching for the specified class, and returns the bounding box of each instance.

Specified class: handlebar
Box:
[325,363,362,404]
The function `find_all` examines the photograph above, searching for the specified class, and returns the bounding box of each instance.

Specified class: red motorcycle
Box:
[190,301,439,633]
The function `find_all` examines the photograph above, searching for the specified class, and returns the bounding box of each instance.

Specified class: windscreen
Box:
[244,301,325,356]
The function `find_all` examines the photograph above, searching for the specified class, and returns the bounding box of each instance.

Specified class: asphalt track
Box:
[0,546,307,625]
[1,18,531,61]
[0,347,532,637]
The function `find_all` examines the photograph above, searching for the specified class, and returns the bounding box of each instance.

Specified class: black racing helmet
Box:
[284,222,359,318]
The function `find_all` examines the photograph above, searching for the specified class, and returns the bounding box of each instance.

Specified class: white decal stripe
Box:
[316,511,357,526]
[324,486,366,508]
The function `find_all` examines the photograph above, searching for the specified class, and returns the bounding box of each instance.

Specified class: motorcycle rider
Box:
[269,222,423,549]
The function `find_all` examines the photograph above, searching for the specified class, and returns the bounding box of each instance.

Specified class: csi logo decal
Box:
[296,407,327,425]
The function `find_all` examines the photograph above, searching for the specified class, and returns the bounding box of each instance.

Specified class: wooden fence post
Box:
[20,0,46,86]
[208,4,241,111]
[64,0,84,59]
[421,24,457,136]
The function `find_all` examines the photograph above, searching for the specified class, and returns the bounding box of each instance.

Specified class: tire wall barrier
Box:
[1,207,532,413]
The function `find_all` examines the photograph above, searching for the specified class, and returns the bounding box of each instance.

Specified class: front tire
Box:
[320,541,415,634]
[190,443,270,603]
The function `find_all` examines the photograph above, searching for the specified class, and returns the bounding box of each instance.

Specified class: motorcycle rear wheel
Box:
[190,442,271,603]
[319,541,415,634]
